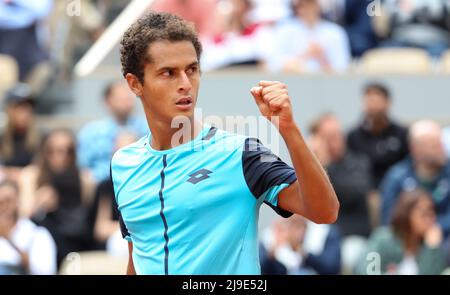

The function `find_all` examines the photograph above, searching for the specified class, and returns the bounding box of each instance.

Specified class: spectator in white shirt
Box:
[263,0,351,73]
[0,180,56,275]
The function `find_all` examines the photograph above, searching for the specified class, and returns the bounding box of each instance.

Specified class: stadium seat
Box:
[0,54,19,101]
[441,50,450,74]
[59,251,127,275]
[359,48,433,74]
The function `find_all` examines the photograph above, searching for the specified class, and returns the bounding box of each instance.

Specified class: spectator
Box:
[77,80,148,183]
[260,215,341,275]
[319,0,377,57]
[89,131,137,251]
[309,113,374,237]
[377,0,450,58]
[380,120,450,239]
[0,84,41,182]
[150,0,221,40]
[263,0,351,73]
[348,83,409,188]
[48,0,105,79]
[0,180,56,275]
[355,189,447,275]
[201,0,273,71]
[248,0,292,24]
[0,0,53,81]
[18,129,95,265]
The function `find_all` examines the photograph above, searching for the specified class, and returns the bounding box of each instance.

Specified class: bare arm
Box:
[277,124,339,224]
[127,242,136,275]
[251,81,339,224]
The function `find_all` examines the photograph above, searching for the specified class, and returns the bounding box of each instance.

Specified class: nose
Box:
[178,72,192,93]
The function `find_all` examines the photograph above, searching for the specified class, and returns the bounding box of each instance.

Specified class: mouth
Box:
[175,97,193,110]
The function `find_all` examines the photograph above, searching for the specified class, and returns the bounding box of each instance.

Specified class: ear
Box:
[125,73,143,98]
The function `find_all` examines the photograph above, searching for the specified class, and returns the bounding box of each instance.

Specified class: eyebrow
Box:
[156,61,199,72]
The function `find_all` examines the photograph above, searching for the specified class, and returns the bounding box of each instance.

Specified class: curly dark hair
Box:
[120,12,203,83]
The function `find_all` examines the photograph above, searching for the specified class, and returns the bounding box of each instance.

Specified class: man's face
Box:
[7,102,33,131]
[107,82,136,122]
[363,91,390,120]
[131,40,200,125]
[0,185,18,219]
[319,117,346,162]
[412,133,447,169]
[410,197,436,238]
[295,0,321,22]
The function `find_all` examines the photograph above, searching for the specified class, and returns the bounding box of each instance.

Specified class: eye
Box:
[186,66,198,75]
[162,69,174,77]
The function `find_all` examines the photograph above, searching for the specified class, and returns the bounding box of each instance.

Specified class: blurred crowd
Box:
[2,0,450,99]
[2,80,450,275]
[0,80,144,274]
[1,0,450,275]
[260,83,450,275]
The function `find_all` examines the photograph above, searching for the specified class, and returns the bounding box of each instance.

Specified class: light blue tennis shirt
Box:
[111,125,297,275]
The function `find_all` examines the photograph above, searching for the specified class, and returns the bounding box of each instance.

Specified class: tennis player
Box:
[111,12,339,275]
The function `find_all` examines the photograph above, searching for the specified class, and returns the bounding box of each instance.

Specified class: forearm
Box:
[280,123,339,223]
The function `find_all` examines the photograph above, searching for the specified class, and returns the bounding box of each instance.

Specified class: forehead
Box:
[365,90,388,101]
[146,40,198,68]
[48,132,73,145]
[414,197,434,210]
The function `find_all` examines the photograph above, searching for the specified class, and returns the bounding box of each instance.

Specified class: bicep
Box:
[242,138,296,217]
[277,180,306,217]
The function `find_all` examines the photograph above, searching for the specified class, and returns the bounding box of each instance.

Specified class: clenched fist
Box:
[251,81,295,132]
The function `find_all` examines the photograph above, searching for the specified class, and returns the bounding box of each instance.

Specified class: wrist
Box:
[279,121,301,139]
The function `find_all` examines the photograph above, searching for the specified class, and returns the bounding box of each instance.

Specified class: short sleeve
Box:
[110,165,131,241]
[242,138,297,218]
[118,212,131,241]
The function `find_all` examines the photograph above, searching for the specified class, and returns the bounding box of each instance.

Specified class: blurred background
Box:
[1,0,450,275]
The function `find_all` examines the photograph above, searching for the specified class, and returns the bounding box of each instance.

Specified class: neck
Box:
[366,116,389,134]
[404,234,421,254]
[302,16,319,28]
[148,117,202,151]
[114,115,129,126]
[415,162,440,181]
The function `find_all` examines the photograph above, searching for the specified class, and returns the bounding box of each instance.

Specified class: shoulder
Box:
[15,218,37,233]
[370,226,398,244]
[389,121,409,135]
[15,218,53,240]
[275,17,303,32]
[78,119,111,137]
[385,158,413,179]
[347,124,365,139]
[204,127,249,153]
[320,20,348,37]
[111,134,149,171]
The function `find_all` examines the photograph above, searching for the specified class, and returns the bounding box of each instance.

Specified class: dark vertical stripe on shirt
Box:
[158,155,169,275]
